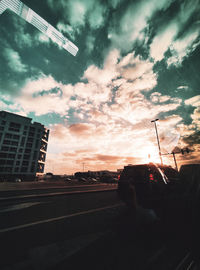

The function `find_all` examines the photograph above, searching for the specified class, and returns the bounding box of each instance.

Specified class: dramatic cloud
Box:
[185,95,200,107]
[3,48,27,73]
[150,0,200,65]
[0,0,199,173]
[108,0,172,52]
[47,0,106,30]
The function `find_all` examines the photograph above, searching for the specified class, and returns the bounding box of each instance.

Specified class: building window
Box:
[9,122,21,132]
[11,141,18,146]
[29,127,35,132]
[15,167,19,172]
[0,153,7,158]
[5,133,12,139]
[22,161,29,166]
[8,153,15,158]
[3,140,11,145]
[28,132,34,137]
[7,160,14,165]
[21,167,27,172]
[35,140,39,148]
[33,151,37,159]
[1,146,9,151]
[17,154,22,159]
[5,167,12,172]
[10,147,17,152]
[13,135,20,140]
[1,120,6,125]
[26,143,32,148]
[27,137,33,143]
[0,160,6,165]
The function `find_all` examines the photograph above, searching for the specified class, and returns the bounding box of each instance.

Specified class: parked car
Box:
[89,178,98,183]
[79,177,87,182]
[15,178,22,182]
[64,177,72,182]
[117,163,179,212]
[179,164,200,196]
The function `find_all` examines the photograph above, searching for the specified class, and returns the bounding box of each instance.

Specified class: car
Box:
[179,164,200,196]
[89,178,98,183]
[78,177,87,182]
[117,163,179,213]
[64,177,72,182]
[15,178,22,182]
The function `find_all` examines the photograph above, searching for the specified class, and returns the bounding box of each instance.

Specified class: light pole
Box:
[82,162,85,172]
[151,119,163,165]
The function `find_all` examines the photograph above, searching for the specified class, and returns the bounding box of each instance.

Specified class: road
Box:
[0,182,123,269]
[0,181,199,269]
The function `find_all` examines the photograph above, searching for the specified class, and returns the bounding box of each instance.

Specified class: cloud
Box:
[95,154,122,162]
[3,48,27,73]
[110,0,121,8]
[108,0,172,52]
[150,0,200,64]
[185,95,200,107]
[118,53,155,82]
[46,120,160,174]
[184,95,200,130]
[2,47,181,133]
[83,49,120,85]
[15,76,73,116]
[85,35,95,53]
[57,22,78,40]
[69,123,93,136]
[150,23,178,62]
[48,0,107,30]
[150,92,171,103]
[177,85,189,90]
[191,107,200,129]
[167,29,200,66]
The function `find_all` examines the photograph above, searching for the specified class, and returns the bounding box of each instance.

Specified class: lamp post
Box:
[82,162,85,172]
[151,119,163,165]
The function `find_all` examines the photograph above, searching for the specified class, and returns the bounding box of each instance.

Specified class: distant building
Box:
[0,111,49,181]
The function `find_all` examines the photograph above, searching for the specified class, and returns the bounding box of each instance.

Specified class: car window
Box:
[161,167,179,179]
[120,165,148,182]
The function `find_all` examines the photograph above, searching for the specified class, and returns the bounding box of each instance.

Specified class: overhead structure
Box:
[0,0,78,56]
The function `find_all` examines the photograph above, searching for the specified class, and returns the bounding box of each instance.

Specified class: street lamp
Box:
[151,119,163,165]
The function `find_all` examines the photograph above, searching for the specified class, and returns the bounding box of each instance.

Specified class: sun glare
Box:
[140,146,161,164]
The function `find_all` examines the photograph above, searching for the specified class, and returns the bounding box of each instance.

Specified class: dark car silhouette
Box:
[118,163,179,212]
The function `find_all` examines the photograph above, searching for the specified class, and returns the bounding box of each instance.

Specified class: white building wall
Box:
[0,111,49,180]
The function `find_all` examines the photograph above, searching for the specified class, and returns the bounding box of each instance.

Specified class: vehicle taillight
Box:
[118,174,121,180]
[149,174,154,181]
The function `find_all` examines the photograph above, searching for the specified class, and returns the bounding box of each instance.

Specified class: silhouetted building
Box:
[0,111,49,181]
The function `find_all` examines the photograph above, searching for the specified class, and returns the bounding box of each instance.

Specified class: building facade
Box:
[0,111,49,181]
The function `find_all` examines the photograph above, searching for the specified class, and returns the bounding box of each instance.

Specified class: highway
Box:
[0,182,123,269]
[0,181,199,269]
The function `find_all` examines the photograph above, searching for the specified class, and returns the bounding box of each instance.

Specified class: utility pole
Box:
[151,119,163,165]
[82,162,85,172]
[162,148,191,171]
[172,152,178,171]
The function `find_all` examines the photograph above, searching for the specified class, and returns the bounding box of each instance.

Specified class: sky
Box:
[0,0,200,174]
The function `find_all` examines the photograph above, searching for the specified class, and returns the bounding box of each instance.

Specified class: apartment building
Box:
[0,110,49,181]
